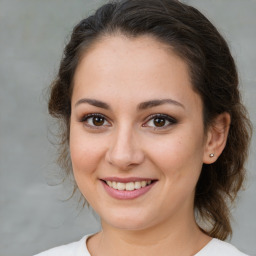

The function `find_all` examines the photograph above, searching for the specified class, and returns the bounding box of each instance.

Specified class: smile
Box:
[101,178,157,200]
[105,180,152,191]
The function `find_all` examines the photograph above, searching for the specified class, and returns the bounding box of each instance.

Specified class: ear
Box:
[203,112,231,164]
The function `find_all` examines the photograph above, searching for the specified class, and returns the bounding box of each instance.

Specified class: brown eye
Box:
[143,114,177,129]
[81,114,110,128]
[153,117,166,127]
[92,116,105,126]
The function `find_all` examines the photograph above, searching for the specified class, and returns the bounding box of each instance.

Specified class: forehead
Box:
[72,34,202,112]
[75,34,184,81]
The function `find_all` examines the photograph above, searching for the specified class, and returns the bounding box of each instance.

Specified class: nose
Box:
[105,125,145,170]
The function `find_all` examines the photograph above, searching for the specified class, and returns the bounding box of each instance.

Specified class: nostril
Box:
[105,136,145,169]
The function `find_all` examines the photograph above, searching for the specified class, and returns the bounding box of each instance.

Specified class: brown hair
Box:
[48,0,252,240]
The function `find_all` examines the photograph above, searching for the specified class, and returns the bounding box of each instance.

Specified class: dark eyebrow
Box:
[75,98,110,109]
[137,99,184,110]
[75,98,184,111]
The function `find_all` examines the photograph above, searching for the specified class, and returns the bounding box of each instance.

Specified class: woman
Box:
[35,0,252,255]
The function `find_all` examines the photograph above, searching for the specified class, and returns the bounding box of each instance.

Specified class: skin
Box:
[70,34,230,256]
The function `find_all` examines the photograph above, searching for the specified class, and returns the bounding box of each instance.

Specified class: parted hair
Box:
[48,0,252,240]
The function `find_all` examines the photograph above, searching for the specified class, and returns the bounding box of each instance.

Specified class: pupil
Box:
[154,118,165,127]
[93,116,104,126]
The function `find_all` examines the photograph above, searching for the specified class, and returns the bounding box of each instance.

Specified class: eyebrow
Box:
[75,98,110,109]
[75,98,184,110]
[137,99,184,110]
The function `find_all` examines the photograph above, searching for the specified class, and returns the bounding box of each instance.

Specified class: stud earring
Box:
[209,153,214,158]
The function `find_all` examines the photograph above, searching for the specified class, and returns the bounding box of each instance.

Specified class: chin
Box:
[101,208,156,231]
[108,219,150,231]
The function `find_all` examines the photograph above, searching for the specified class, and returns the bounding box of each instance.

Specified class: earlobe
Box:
[203,112,231,164]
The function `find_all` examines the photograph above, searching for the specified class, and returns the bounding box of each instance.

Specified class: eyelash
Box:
[80,113,177,130]
[80,113,111,129]
[142,114,177,130]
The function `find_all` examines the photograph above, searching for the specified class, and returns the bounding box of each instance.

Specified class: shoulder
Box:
[196,238,249,256]
[33,234,91,256]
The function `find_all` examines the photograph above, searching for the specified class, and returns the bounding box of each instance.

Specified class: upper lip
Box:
[101,177,157,183]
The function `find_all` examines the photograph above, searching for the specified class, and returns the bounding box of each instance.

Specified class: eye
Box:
[143,114,177,129]
[80,113,111,128]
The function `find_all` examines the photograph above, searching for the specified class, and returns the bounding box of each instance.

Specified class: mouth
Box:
[102,180,155,191]
[100,177,158,199]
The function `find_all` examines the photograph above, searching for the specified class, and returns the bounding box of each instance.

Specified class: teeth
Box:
[112,181,117,189]
[141,181,146,187]
[105,180,153,191]
[134,181,141,189]
[116,182,125,190]
[126,182,135,191]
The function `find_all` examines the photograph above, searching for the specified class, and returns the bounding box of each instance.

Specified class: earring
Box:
[209,153,214,158]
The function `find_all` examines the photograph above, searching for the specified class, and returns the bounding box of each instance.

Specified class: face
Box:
[70,35,208,231]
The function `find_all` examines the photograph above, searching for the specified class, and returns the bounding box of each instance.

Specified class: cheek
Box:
[147,134,204,166]
[69,125,105,177]
[69,127,105,202]
[144,127,205,186]
[148,133,205,205]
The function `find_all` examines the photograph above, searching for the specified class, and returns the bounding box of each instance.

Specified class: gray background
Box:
[0,0,255,255]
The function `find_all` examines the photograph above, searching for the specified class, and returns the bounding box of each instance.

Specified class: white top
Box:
[34,234,249,256]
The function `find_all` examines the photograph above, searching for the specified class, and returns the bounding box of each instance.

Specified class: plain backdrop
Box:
[0,0,255,255]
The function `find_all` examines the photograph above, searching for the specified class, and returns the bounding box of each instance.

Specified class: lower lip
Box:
[101,180,156,200]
